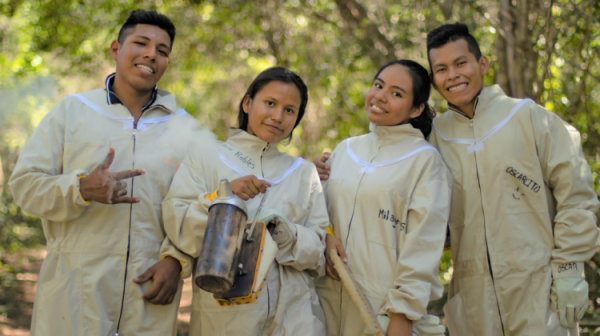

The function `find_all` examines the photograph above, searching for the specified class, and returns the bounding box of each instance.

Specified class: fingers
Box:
[114,168,146,180]
[318,152,330,163]
[247,179,261,195]
[314,153,331,181]
[566,306,575,327]
[133,267,155,284]
[234,176,270,200]
[326,261,340,281]
[142,278,161,302]
[237,192,250,201]
[149,286,171,305]
[252,177,271,193]
[336,242,348,263]
[99,147,115,170]
[314,157,331,172]
[559,308,569,328]
[166,293,176,305]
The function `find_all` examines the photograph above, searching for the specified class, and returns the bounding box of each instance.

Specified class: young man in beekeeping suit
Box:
[9,9,210,336]
[426,23,598,336]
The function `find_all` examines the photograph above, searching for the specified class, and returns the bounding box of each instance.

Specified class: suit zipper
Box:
[470,119,505,335]
[115,127,136,336]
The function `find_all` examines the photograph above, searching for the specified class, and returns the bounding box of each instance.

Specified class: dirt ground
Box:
[0,246,193,336]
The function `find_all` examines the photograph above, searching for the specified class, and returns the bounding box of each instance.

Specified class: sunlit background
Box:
[1,0,599,335]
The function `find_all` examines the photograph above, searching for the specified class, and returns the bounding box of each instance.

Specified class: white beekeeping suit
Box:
[429,84,600,336]
[9,88,208,336]
[316,123,451,336]
[161,128,328,335]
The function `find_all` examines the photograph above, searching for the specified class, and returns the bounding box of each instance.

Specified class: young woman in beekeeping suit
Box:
[160,66,329,335]
[315,60,451,336]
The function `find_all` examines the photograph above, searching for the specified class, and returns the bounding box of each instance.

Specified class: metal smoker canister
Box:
[195,179,248,293]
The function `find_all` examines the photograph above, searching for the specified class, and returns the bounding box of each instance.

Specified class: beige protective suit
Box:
[315,123,452,336]
[9,89,203,336]
[429,85,600,336]
[161,128,328,335]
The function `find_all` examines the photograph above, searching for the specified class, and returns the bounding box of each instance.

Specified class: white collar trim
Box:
[71,93,187,131]
[433,98,533,152]
[218,152,303,185]
[346,138,438,174]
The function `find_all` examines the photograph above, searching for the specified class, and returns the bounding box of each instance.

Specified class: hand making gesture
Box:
[79,147,146,204]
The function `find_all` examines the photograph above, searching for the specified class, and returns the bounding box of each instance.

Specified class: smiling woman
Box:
[314,60,449,336]
[160,66,331,336]
[238,66,309,144]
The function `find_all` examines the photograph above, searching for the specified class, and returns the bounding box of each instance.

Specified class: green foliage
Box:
[0,77,53,319]
[1,0,600,329]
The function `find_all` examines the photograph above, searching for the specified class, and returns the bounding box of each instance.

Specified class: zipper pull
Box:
[133,129,137,137]
[469,120,473,128]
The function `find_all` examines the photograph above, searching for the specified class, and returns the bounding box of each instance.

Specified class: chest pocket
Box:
[282,200,309,225]
[367,188,406,252]
[503,156,547,214]
[63,141,109,174]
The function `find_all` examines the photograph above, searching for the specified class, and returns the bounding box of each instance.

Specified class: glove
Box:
[255,208,297,247]
[550,277,589,328]
[413,315,445,336]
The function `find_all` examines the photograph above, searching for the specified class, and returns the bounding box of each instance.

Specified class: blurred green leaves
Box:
[1,0,600,326]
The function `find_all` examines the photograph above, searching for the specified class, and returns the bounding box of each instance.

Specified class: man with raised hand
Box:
[9,10,204,336]
[425,23,598,335]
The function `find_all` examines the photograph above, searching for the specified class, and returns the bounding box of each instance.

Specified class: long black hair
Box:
[373,60,436,138]
[237,66,308,143]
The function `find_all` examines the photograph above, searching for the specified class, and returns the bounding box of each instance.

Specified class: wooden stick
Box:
[330,250,386,336]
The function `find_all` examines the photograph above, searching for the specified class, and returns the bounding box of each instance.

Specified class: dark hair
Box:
[118,10,176,49]
[237,67,309,143]
[374,60,436,138]
[426,22,481,70]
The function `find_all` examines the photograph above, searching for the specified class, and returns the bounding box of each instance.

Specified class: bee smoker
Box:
[194,179,247,293]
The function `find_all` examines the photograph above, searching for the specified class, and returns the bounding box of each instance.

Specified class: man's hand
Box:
[230,175,271,200]
[79,148,145,204]
[133,256,182,305]
[387,313,412,336]
[325,235,347,281]
[314,152,331,181]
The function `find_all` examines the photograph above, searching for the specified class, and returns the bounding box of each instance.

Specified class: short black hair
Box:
[374,60,436,138]
[238,67,309,143]
[426,22,481,70]
[118,10,176,49]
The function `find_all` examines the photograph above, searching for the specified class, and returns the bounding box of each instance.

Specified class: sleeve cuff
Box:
[204,189,218,202]
[551,261,585,279]
[326,226,335,236]
[76,172,91,205]
[161,255,184,275]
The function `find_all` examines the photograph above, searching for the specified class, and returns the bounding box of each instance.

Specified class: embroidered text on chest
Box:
[379,209,406,231]
[432,98,533,153]
[346,138,438,174]
[218,152,303,185]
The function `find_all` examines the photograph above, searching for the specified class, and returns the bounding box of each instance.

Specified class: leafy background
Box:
[1,0,599,334]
